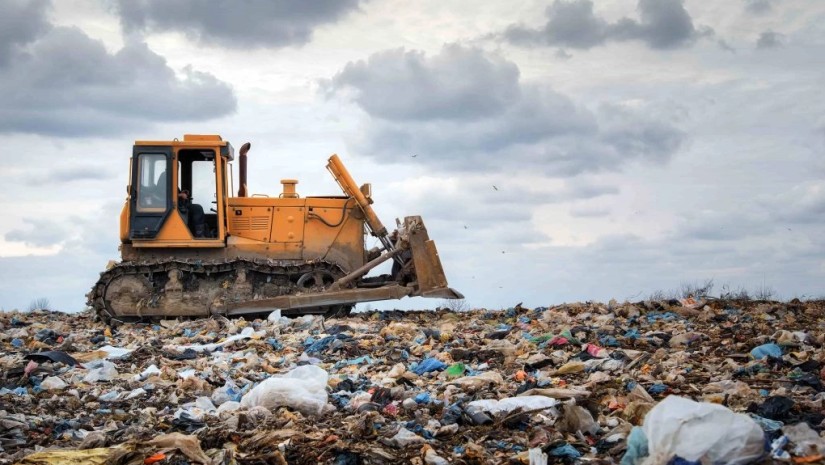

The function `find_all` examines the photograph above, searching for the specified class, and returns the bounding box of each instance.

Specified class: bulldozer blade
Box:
[226,285,414,316]
[404,216,462,299]
[421,287,465,299]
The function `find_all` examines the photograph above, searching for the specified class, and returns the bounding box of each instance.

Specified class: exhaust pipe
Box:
[238,142,251,197]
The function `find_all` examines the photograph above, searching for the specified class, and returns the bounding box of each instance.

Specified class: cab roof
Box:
[134,135,234,160]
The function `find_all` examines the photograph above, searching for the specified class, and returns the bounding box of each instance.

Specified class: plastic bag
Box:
[174,397,217,422]
[169,326,256,354]
[15,445,133,465]
[216,401,241,416]
[413,358,447,375]
[445,363,465,378]
[147,432,211,464]
[783,422,825,456]
[41,376,67,390]
[125,387,146,399]
[556,361,585,374]
[529,448,548,465]
[750,343,782,359]
[390,427,425,447]
[560,405,600,435]
[97,345,133,360]
[240,365,329,416]
[585,343,609,358]
[423,444,449,465]
[83,360,118,383]
[450,372,505,390]
[640,396,764,465]
[211,379,241,405]
[466,396,558,416]
[621,426,650,465]
[132,364,160,382]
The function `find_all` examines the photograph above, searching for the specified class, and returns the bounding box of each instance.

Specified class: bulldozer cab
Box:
[127,135,232,247]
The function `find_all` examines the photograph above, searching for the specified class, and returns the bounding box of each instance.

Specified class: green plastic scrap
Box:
[445,363,466,378]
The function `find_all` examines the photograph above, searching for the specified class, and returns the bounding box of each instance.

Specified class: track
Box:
[87,259,352,325]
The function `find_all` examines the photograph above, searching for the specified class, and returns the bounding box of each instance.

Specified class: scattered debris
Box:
[1,299,824,464]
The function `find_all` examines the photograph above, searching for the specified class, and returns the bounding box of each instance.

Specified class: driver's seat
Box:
[177,190,207,238]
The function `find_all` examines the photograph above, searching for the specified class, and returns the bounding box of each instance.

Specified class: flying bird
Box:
[493,185,498,191]
[411,154,417,158]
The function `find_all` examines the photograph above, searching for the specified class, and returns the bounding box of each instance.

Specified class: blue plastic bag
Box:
[750,343,782,360]
[412,357,447,375]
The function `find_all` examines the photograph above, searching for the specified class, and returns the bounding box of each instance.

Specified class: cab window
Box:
[137,153,167,210]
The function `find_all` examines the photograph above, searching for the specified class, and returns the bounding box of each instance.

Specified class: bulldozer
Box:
[88,134,462,323]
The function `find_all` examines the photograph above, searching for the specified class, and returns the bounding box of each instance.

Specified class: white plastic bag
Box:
[390,427,426,447]
[132,364,160,382]
[97,345,133,360]
[41,376,67,390]
[83,360,118,383]
[450,372,505,390]
[560,405,600,435]
[641,396,764,465]
[217,401,241,416]
[466,396,558,416]
[211,379,241,405]
[783,422,825,456]
[174,396,217,422]
[169,326,257,354]
[529,448,548,465]
[240,365,329,416]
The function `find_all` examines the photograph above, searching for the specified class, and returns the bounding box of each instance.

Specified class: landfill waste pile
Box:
[1,298,825,465]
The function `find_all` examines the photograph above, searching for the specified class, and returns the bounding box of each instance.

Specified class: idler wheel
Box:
[296,270,336,290]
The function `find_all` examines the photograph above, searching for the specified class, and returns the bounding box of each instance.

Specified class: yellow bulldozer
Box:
[88,135,462,323]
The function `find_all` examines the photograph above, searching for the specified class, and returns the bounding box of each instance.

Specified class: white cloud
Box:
[326,44,686,175]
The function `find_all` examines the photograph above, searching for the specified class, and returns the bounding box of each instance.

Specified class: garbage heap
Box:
[1,298,824,465]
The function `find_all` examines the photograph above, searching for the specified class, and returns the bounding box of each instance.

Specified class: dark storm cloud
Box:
[327,45,685,175]
[611,0,705,49]
[0,26,237,136]
[504,0,709,50]
[505,0,609,49]
[116,0,362,49]
[756,31,783,49]
[0,0,50,66]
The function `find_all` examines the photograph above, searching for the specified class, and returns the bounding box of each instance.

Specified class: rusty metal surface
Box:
[237,142,250,197]
[226,285,414,315]
[326,155,388,237]
[404,216,453,296]
[88,259,347,323]
[331,248,402,290]
[420,287,465,299]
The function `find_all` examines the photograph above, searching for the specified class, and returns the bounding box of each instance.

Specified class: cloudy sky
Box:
[1,0,823,312]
